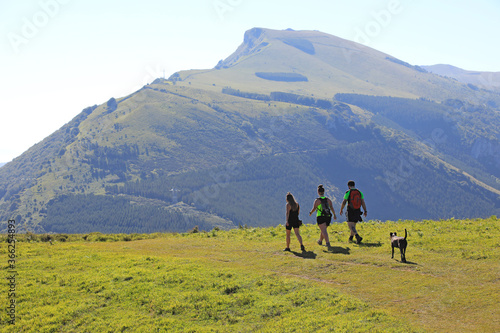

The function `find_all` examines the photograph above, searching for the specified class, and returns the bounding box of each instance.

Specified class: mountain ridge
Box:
[422,63,500,92]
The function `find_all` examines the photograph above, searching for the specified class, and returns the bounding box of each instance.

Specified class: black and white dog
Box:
[390,229,407,263]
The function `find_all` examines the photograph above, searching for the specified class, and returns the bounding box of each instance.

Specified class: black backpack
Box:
[319,197,332,217]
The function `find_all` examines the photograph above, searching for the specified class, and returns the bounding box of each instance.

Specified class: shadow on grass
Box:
[324,246,350,255]
[291,250,317,259]
[392,258,418,265]
[357,242,382,248]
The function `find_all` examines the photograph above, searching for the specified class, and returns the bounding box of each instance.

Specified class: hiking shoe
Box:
[356,235,363,244]
[326,242,332,249]
[284,247,291,252]
[300,245,305,252]
[348,236,354,243]
[317,240,322,245]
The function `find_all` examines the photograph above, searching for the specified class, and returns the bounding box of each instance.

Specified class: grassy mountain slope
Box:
[1,28,500,233]
[1,217,499,332]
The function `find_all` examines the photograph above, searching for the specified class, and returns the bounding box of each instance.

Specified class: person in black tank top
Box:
[284,192,305,252]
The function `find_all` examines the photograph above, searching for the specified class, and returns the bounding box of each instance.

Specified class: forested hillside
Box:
[335,94,500,183]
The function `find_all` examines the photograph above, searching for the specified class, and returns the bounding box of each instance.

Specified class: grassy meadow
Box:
[1,217,499,332]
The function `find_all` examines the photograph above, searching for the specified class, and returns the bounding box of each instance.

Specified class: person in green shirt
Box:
[340,180,367,244]
[309,184,337,249]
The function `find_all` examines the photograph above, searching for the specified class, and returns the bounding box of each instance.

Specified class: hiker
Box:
[284,192,305,252]
[339,180,367,244]
[309,184,336,248]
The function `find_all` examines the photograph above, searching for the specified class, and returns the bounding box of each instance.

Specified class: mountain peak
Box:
[215,27,350,70]
[215,27,268,69]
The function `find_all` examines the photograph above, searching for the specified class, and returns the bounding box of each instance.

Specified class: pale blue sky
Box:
[1,0,499,162]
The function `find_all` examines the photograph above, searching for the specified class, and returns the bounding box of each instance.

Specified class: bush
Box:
[55,234,69,242]
[25,232,38,242]
[40,234,53,242]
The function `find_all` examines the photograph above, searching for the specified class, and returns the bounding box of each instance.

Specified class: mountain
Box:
[422,64,500,92]
[1,28,500,233]
[177,28,492,102]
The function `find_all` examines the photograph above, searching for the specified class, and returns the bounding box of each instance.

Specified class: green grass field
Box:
[1,217,499,332]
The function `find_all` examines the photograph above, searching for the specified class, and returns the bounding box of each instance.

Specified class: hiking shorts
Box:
[317,215,331,226]
[286,219,302,230]
[346,209,362,223]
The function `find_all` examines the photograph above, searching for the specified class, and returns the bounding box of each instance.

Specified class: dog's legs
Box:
[391,246,394,259]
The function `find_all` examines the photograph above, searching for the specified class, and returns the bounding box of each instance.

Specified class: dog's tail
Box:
[404,229,407,240]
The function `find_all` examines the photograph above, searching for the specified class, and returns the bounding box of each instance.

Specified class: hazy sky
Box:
[1,0,499,163]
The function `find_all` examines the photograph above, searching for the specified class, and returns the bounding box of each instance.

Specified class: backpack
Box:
[348,189,362,210]
[319,197,332,217]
